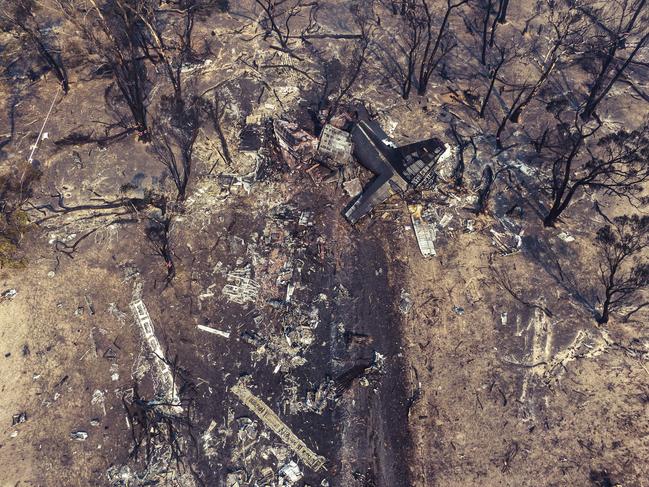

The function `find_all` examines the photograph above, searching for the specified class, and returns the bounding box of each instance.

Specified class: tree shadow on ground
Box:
[523,234,599,320]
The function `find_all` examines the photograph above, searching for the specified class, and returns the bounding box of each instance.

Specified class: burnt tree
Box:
[475,165,494,213]
[387,0,466,98]
[198,91,233,167]
[253,0,318,53]
[542,119,649,226]
[324,14,371,123]
[479,41,512,118]
[0,0,69,93]
[61,0,151,138]
[462,0,494,65]
[496,0,509,24]
[595,215,649,323]
[494,5,589,147]
[311,10,371,128]
[417,0,468,95]
[151,98,201,201]
[579,0,649,120]
[130,0,215,104]
[145,202,177,283]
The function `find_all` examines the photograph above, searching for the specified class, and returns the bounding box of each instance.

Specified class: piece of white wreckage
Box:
[197,324,231,338]
[408,204,437,257]
[130,299,183,414]
[230,381,327,472]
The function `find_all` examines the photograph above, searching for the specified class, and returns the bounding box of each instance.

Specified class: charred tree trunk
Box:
[475,165,494,213]
[497,0,509,24]
[581,32,649,120]
[495,86,526,150]
[480,0,493,65]
[416,0,467,96]
[543,133,584,227]
[580,0,648,120]
[480,47,506,118]
[30,32,69,93]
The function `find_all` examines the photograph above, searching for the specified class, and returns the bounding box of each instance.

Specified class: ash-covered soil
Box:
[2,1,649,486]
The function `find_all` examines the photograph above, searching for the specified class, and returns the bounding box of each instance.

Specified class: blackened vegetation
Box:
[121,357,201,483]
[305,9,371,133]
[151,99,201,202]
[381,0,468,99]
[0,0,69,93]
[478,42,510,118]
[595,215,649,323]
[318,12,372,130]
[462,0,509,65]
[579,0,649,120]
[475,165,494,214]
[253,0,320,54]
[371,0,649,235]
[54,126,136,147]
[60,0,151,138]
[131,1,219,104]
[449,123,475,188]
[198,92,234,166]
[0,162,41,267]
[589,469,616,487]
[494,3,591,149]
[539,120,649,226]
[145,197,176,285]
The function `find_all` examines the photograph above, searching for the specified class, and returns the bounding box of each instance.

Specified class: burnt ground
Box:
[2,1,649,486]
[0,152,411,486]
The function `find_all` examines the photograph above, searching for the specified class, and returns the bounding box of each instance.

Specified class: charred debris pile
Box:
[258,105,522,260]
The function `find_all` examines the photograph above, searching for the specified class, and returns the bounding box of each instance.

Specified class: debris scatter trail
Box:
[5,2,649,485]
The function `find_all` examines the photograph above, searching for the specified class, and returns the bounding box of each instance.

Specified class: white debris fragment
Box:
[373,351,386,369]
[107,302,127,323]
[279,461,303,484]
[439,213,454,228]
[231,382,326,471]
[197,324,230,338]
[70,430,88,441]
[286,282,296,303]
[399,290,413,315]
[557,231,575,243]
[201,419,220,459]
[1,289,17,301]
[91,389,106,416]
[409,207,437,257]
[298,211,314,227]
[343,178,363,198]
[490,218,524,255]
[222,265,260,305]
[110,363,119,381]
